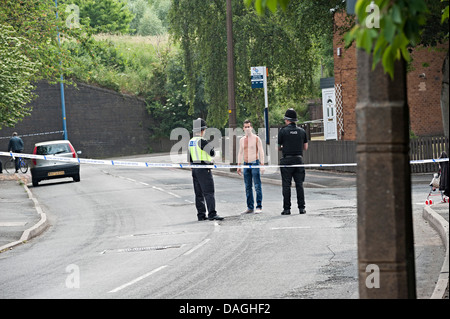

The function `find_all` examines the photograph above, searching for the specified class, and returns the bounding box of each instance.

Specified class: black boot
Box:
[208,214,224,221]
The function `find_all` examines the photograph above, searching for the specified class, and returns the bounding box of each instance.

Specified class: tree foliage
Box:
[344,0,430,79]
[126,0,171,36]
[0,0,88,127]
[419,0,449,47]
[169,0,340,129]
[0,25,38,129]
[246,0,449,80]
[1,0,82,82]
[68,0,134,34]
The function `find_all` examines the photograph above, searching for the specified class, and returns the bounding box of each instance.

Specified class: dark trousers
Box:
[192,168,217,219]
[14,151,21,171]
[280,156,305,210]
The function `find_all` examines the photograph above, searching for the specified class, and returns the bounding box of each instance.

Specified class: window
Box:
[36,143,71,155]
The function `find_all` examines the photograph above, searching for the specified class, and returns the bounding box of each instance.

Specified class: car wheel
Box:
[73,174,80,182]
[32,179,39,187]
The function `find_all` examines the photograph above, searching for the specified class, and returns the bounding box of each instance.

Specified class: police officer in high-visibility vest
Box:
[189,118,224,221]
[278,109,309,215]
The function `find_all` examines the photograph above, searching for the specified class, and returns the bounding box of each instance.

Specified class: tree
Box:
[127,0,167,36]
[70,0,134,34]
[245,0,448,79]
[0,0,87,127]
[137,8,165,36]
[169,0,340,129]
[146,49,207,138]
[0,0,83,82]
[0,25,38,129]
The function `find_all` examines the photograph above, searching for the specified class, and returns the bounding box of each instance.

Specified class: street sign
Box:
[251,67,265,89]
[251,66,270,144]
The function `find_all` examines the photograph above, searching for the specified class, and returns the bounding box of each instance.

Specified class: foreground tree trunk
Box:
[356,49,416,299]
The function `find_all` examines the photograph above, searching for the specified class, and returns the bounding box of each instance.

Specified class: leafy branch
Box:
[344,0,429,79]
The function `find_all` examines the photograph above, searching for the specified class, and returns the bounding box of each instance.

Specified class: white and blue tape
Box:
[1,151,448,169]
[0,131,64,140]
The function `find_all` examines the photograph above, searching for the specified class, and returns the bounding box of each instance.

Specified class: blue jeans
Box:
[243,160,262,210]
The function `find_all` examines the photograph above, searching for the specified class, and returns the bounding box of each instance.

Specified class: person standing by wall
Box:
[237,119,265,214]
[8,132,24,173]
[278,109,308,215]
[188,118,224,221]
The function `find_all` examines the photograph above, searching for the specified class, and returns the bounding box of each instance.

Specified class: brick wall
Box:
[407,44,447,136]
[0,81,175,159]
[333,11,447,140]
[334,11,358,141]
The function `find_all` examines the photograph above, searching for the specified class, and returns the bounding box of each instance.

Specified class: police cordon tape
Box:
[0,130,64,140]
[1,151,448,169]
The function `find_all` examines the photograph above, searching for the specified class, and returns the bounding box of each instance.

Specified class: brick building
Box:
[332,11,447,140]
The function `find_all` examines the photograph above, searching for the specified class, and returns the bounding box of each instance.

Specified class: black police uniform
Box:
[278,122,308,214]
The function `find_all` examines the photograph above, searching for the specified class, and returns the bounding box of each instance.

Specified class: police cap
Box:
[193,118,207,132]
[284,108,298,122]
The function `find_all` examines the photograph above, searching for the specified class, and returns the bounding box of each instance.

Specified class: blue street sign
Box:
[251,67,265,89]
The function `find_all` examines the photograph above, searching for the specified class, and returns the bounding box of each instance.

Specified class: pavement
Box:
[0,155,448,299]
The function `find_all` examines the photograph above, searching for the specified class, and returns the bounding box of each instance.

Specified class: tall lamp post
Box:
[55,0,68,140]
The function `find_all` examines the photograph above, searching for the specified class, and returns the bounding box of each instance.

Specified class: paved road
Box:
[0,163,359,298]
[0,154,444,299]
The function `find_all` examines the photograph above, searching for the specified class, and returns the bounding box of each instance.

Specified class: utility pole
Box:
[226,0,237,167]
[226,0,236,129]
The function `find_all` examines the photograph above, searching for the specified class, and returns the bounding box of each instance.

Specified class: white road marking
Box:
[270,225,344,230]
[108,265,168,293]
[183,238,210,256]
[0,222,28,227]
[167,192,181,198]
[102,170,183,199]
[271,226,312,230]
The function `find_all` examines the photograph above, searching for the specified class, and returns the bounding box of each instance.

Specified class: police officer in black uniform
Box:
[278,109,309,215]
[189,118,224,221]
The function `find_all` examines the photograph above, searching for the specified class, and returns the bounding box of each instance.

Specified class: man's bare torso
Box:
[241,134,260,163]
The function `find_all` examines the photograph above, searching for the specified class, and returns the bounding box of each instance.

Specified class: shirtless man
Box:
[237,120,265,214]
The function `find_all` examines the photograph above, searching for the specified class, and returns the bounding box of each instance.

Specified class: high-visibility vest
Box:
[189,137,212,163]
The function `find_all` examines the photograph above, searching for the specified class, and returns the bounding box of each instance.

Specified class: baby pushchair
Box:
[425,151,449,205]
[425,173,447,205]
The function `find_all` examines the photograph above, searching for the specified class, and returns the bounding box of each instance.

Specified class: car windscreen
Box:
[36,144,71,155]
